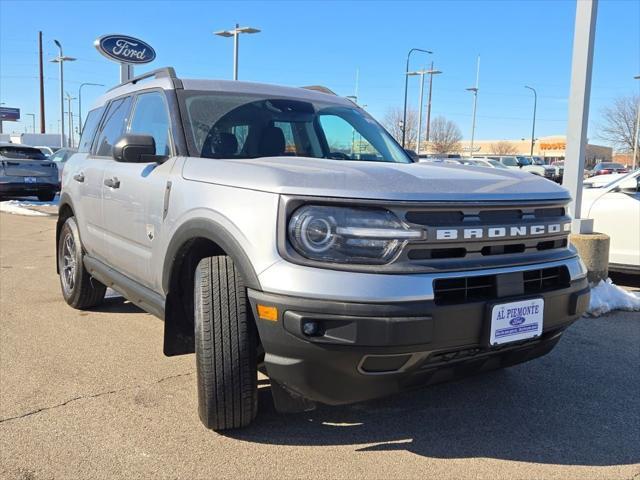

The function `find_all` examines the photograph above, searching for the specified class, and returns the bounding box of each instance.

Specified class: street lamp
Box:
[50,40,76,148]
[214,23,261,80]
[407,69,428,155]
[465,56,481,157]
[402,48,432,148]
[26,113,36,133]
[633,75,640,170]
[524,85,538,157]
[78,82,104,135]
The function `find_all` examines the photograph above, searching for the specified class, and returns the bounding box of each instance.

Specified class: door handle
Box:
[104,177,120,189]
[73,172,85,183]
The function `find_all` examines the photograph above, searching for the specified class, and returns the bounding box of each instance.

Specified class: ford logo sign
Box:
[94,34,156,65]
[509,316,526,326]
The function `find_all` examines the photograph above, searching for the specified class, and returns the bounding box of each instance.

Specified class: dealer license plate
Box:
[489,298,544,346]
[23,177,37,183]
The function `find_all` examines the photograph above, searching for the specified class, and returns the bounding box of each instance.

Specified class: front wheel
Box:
[194,256,258,430]
[58,216,106,309]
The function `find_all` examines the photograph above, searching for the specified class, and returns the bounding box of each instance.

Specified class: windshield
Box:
[515,156,532,166]
[180,92,411,163]
[0,146,48,160]
[489,159,509,169]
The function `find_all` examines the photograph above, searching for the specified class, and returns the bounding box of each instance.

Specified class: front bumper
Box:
[249,259,589,406]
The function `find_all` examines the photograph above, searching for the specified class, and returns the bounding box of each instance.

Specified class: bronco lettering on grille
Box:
[431,222,570,241]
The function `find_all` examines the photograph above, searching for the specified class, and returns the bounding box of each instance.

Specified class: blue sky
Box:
[1,0,638,146]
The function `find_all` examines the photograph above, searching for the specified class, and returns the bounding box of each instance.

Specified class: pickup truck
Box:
[56,67,590,430]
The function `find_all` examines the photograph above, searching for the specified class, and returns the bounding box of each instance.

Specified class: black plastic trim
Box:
[162,217,261,294]
[84,255,165,319]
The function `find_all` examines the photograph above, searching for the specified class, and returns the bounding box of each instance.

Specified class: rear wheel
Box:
[58,216,106,309]
[194,256,258,430]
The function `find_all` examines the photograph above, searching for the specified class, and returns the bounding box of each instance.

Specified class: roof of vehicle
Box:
[93,66,353,109]
[0,142,41,149]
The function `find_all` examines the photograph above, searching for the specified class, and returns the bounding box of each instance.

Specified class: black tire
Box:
[194,256,258,430]
[38,193,56,202]
[58,217,106,309]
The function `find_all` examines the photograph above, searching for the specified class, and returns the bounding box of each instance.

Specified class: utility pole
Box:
[425,62,442,145]
[38,31,45,133]
[465,56,480,157]
[26,113,36,133]
[525,85,537,156]
[65,93,76,148]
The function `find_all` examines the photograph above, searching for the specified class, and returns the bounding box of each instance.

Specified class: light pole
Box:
[407,69,428,155]
[465,56,481,157]
[78,82,104,135]
[632,75,640,170]
[425,63,442,145]
[401,48,432,148]
[524,85,537,156]
[51,40,76,148]
[214,23,261,80]
[26,113,36,133]
[65,93,77,148]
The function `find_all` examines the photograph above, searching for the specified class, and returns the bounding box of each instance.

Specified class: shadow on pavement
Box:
[91,296,146,314]
[227,315,640,467]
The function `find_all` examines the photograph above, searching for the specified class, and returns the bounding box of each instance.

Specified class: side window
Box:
[94,97,132,157]
[78,107,105,153]
[128,92,171,155]
[319,114,382,160]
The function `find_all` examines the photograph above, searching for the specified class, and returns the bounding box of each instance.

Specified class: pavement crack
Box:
[0,371,194,424]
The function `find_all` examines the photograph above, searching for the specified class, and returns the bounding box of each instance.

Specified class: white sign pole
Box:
[120,63,134,83]
[563,0,598,234]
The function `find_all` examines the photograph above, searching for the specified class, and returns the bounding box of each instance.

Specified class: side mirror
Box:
[113,134,158,163]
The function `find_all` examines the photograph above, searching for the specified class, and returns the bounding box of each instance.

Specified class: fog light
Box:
[302,321,322,337]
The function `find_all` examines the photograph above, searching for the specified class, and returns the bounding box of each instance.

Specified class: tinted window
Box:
[129,92,171,155]
[0,146,47,160]
[94,97,132,157]
[78,107,105,153]
[182,93,410,163]
[501,157,519,166]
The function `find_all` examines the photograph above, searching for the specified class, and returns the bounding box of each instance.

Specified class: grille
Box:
[399,202,570,263]
[433,266,570,305]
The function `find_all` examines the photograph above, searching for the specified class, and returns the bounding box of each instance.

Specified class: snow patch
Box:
[586,279,640,317]
[0,200,48,217]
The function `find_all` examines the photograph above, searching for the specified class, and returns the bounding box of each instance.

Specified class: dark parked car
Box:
[0,143,59,201]
[589,162,628,176]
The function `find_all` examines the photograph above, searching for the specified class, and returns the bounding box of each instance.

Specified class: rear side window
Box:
[94,96,132,157]
[128,92,171,155]
[78,107,105,153]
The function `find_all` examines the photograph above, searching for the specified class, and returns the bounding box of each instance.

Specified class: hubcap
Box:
[61,232,77,295]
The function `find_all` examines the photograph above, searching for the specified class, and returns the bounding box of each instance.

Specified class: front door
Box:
[101,91,175,288]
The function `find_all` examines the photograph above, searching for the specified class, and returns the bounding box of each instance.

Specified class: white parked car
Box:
[469,157,510,169]
[488,156,556,180]
[582,170,640,273]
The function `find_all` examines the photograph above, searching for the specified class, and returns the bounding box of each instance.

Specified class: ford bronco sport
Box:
[57,67,590,430]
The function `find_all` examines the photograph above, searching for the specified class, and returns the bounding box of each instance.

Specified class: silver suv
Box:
[57,68,590,430]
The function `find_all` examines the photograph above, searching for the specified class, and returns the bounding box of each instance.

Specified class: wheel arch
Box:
[162,217,261,356]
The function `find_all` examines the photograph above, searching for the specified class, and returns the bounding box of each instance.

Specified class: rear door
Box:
[73,98,132,262]
[101,90,176,287]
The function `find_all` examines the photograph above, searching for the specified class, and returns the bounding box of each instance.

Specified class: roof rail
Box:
[107,67,178,92]
[300,85,337,96]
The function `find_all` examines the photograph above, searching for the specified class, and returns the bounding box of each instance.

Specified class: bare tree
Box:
[383,107,418,150]
[429,116,462,154]
[490,141,518,155]
[597,95,639,153]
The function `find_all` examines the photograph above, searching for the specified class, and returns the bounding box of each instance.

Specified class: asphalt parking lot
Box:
[0,210,639,480]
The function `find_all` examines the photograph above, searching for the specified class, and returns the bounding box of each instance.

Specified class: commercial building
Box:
[451,135,612,165]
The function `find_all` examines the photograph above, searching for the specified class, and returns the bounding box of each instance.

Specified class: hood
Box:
[182,156,571,202]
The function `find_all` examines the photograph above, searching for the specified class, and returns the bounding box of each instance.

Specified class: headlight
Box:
[287,205,422,264]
